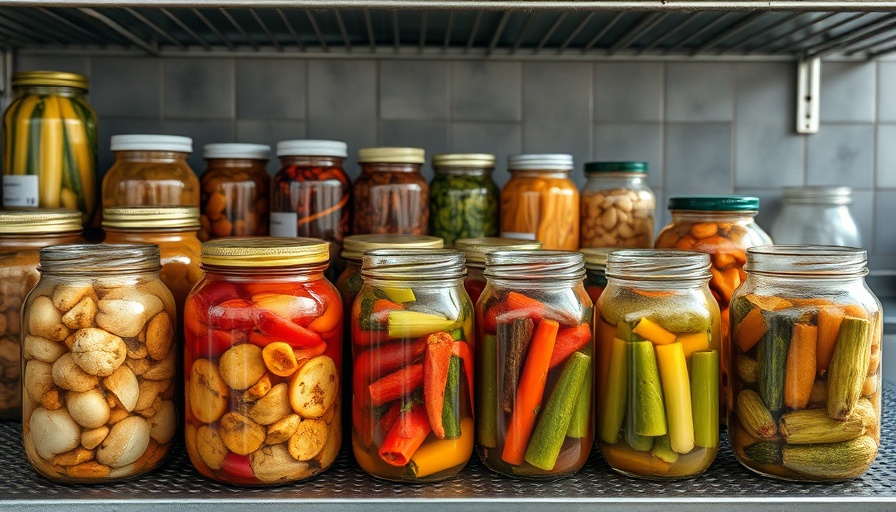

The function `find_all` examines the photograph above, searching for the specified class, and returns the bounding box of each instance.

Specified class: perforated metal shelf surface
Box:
[1,383,895,512]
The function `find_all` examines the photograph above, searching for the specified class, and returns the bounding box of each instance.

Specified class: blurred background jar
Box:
[352,147,428,236]
[580,162,655,249]
[101,134,198,210]
[453,237,542,305]
[1,71,98,229]
[429,153,499,246]
[352,249,473,482]
[22,243,176,483]
[728,246,881,481]
[500,154,579,250]
[655,196,772,419]
[770,186,862,247]
[199,143,271,241]
[271,140,351,279]
[0,209,82,420]
[476,250,593,478]
[183,238,342,485]
[596,250,720,479]
[580,247,613,305]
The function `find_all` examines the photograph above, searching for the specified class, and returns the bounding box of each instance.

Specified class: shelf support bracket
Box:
[796,57,820,134]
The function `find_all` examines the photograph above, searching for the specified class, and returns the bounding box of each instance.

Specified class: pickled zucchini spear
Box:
[387,310,458,338]
[655,343,694,454]
[827,316,872,420]
[599,337,628,445]
[690,350,719,449]
[629,340,667,438]
[382,287,416,303]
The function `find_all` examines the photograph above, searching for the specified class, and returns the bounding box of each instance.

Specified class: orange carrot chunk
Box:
[734,307,768,353]
[423,332,455,439]
[784,323,817,410]
[816,306,845,377]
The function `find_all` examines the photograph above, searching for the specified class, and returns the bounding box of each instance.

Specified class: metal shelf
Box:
[1,383,895,511]
[4,4,896,59]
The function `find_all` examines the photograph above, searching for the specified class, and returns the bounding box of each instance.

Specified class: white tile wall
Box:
[13,53,896,266]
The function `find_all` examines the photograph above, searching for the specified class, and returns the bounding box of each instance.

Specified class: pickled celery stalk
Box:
[599,337,628,444]
[387,310,457,338]
[690,350,719,449]
[655,342,695,454]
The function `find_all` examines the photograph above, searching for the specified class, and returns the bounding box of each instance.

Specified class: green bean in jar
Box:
[429,154,499,246]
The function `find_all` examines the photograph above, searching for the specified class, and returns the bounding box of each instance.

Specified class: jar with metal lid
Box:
[580,162,655,249]
[200,143,271,241]
[596,250,720,479]
[271,140,351,277]
[352,147,428,236]
[1,71,98,228]
[0,209,82,419]
[429,153,499,246]
[500,154,579,250]
[476,250,593,479]
[352,249,473,482]
[655,196,772,418]
[770,186,862,247]
[183,237,342,485]
[102,206,203,325]
[101,134,199,209]
[453,236,542,305]
[22,243,177,483]
[729,246,881,482]
[581,247,613,305]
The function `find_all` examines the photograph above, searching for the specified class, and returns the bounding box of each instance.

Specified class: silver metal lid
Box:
[508,154,574,171]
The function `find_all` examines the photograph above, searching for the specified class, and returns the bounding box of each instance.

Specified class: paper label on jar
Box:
[2,174,39,207]
[270,212,298,237]
[501,231,537,241]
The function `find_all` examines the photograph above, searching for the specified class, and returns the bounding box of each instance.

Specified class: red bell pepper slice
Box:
[548,323,592,369]
[368,364,424,407]
[219,453,256,482]
[189,328,243,359]
[378,402,431,467]
[256,310,325,348]
[208,299,258,331]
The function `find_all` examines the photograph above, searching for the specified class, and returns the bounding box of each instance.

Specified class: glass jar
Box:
[580,162,655,249]
[655,196,772,419]
[351,249,473,482]
[477,250,593,479]
[352,147,428,236]
[102,206,203,326]
[729,246,881,482]
[581,247,613,305]
[453,237,542,306]
[500,154,579,250]
[596,250,720,479]
[770,186,862,247]
[102,134,199,209]
[429,153,499,246]
[0,209,82,420]
[22,243,177,483]
[200,143,271,241]
[1,71,99,228]
[271,140,351,278]
[183,238,342,485]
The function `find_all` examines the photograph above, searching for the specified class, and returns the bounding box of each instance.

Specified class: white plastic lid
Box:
[111,134,193,153]
[277,140,348,158]
[508,153,574,171]
[204,143,270,160]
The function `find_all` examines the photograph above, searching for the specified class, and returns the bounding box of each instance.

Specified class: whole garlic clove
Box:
[66,389,111,428]
[96,415,150,468]
[69,328,127,377]
[29,407,81,460]
[104,366,139,412]
[28,296,70,342]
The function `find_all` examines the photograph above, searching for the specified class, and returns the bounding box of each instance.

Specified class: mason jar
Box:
[580,162,655,249]
[596,250,720,479]
[352,147,428,236]
[429,153,499,246]
[770,186,862,247]
[729,245,881,482]
[22,243,177,483]
[580,247,613,305]
[183,237,342,485]
[476,250,594,479]
[200,143,271,241]
[351,249,473,482]
[655,196,772,418]
[453,237,542,306]
[101,134,199,209]
[0,209,82,419]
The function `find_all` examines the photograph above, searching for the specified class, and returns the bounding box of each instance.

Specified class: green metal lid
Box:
[667,195,759,212]
[584,161,647,174]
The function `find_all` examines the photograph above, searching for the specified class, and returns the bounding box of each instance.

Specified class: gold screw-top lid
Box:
[202,237,329,267]
[103,207,201,229]
[358,147,425,164]
[454,237,542,266]
[0,209,82,234]
[432,153,496,169]
[341,234,443,261]
[13,71,88,90]
[580,247,615,270]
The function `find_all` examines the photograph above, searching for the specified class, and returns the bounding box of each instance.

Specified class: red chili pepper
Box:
[208,299,258,331]
[451,340,475,411]
[219,452,256,482]
[368,364,424,407]
[423,332,454,439]
[375,401,403,446]
[378,402,431,467]
[548,323,592,369]
[256,310,325,348]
